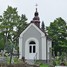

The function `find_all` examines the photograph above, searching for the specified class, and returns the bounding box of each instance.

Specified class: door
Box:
[25,39,39,60]
[29,41,36,59]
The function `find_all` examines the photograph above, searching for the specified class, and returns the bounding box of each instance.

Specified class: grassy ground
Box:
[40,64,49,67]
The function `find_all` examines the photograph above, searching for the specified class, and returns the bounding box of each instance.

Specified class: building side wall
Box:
[47,39,52,60]
[42,36,46,60]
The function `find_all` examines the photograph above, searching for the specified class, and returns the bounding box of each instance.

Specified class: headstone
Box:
[11,57,14,64]
[13,48,17,54]
[0,50,7,63]
[1,50,4,56]
[0,57,7,63]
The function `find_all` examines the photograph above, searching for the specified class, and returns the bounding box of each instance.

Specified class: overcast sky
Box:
[0,0,67,26]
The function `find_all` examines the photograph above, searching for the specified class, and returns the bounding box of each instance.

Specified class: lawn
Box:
[40,64,49,67]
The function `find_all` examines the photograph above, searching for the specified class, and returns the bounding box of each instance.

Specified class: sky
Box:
[0,0,67,26]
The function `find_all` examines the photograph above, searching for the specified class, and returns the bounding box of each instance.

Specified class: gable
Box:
[20,23,45,37]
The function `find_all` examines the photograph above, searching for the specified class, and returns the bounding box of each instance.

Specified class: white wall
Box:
[42,36,46,60]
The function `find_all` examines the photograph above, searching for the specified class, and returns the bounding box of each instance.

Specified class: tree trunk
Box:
[10,52,12,64]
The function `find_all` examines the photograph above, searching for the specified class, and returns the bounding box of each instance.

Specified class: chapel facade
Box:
[19,8,52,63]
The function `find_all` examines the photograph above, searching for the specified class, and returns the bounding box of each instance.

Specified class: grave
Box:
[0,50,7,63]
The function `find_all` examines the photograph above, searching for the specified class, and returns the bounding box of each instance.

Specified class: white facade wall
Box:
[19,23,52,60]
[42,36,46,60]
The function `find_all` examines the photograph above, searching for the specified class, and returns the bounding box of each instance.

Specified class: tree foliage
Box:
[47,17,67,55]
[0,6,28,50]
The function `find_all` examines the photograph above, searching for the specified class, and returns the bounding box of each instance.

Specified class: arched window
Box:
[29,41,36,53]
[29,41,36,44]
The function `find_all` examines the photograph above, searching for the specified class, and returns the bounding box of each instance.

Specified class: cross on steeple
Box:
[35,4,38,12]
[35,4,38,8]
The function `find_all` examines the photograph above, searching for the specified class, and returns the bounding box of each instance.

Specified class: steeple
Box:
[31,4,40,28]
[34,8,38,16]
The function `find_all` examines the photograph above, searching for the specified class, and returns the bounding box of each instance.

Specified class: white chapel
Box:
[19,8,52,63]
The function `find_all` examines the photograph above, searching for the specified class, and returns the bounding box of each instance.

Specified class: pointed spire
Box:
[35,4,38,12]
[36,8,37,12]
[31,4,40,28]
[34,4,39,16]
[41,21,45,32]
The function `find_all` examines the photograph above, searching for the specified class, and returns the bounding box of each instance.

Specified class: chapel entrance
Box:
[29,41,36,59]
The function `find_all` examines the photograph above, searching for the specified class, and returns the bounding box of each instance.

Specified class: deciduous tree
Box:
[0,6,28,50]
[47,17,67,56]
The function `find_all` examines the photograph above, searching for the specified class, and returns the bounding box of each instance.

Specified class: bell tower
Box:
[31,4,40,28]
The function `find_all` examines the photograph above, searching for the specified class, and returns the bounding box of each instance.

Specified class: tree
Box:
[5,39,14,64]
[47,17,67,56]
[0,16,2,22]
[41,21,45,31]
[0,6,27,50]
[0,33,5,50]
[14,14,28,46]
[0,6,19,46]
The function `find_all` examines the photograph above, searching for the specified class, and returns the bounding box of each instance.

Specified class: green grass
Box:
[40,64,49,67]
